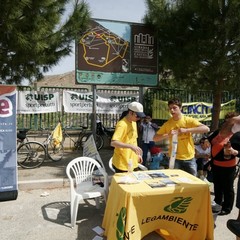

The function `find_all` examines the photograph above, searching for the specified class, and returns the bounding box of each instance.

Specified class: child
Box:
[149,146,164,170]
[195,137,211,180]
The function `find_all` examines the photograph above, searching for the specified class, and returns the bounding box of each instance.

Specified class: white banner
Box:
[63,90,94,113]
[17,91,61,114]
[63,90,139,114]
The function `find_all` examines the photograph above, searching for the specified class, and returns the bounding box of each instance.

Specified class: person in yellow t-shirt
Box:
[153,98,210,176]
[111,102,145,173]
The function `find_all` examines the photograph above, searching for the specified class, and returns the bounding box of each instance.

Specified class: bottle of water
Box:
[128,159,133,174]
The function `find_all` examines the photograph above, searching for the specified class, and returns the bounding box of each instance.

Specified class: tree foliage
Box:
[144,0,240,130]
[0,0,90,85]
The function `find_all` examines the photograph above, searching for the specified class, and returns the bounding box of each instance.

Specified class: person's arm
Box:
[153,132,169,142]
[195,147,210,159]
[110,140,143,162]
[232,115,240,124]
[195,148,202,158]
[151,122,159,130]
[179,124,210,134]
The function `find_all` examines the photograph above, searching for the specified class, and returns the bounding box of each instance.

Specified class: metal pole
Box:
[91,85,97,139]
[139,86,144,103]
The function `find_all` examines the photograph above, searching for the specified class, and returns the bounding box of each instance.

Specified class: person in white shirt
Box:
[139,114,159,166]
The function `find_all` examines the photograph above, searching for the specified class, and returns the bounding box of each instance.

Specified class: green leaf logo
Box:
[116,207,127,240]
[164,197,193,213]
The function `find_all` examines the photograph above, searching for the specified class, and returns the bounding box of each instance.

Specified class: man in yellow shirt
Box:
[111,102,145,173]
[153,98,210,176]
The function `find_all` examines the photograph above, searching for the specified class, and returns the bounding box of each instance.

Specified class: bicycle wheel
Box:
[74,138,83,151]
[17,141,46,169]
[95,134,104,150]
[80,133,104,150]
[48,142,64,161]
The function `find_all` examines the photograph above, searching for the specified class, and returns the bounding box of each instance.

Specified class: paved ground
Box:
[0,147,239,240]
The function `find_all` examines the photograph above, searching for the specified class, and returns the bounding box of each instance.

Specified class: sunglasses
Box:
[131,111,140,118]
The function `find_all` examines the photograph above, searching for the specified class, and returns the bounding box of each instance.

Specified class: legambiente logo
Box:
[116,207,127,240]
[164,196,193,213]
[116,197,197,238]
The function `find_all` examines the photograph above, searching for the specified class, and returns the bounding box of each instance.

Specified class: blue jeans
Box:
[174,158,197,176]
[141,141,155,166]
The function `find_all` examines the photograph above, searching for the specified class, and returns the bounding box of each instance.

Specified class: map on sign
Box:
[76,19,158,86]
[80,23,129,71]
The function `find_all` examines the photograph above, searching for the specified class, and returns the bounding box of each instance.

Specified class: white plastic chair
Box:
[108,157,148,173]
[66,156,109,228]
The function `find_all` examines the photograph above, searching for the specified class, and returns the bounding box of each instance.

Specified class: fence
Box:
[16,85,240,131]
[17,86,139,130]
[144,87,240,126]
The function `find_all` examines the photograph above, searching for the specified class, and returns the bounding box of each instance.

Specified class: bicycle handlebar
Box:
[62,125,88,130]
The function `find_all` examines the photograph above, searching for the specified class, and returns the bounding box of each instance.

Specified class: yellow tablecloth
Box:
[102,169,214,240]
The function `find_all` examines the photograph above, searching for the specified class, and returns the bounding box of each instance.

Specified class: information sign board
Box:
[76,19,158,86]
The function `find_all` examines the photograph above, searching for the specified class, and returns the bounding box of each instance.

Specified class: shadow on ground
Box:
[42,199,106,239]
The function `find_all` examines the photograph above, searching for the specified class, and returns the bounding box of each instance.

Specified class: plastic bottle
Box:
[128,159,133,173]
[169,133,178,169]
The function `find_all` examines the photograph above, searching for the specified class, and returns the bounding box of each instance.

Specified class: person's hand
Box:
[230,147,238,156]
[225,146,238,156]
[178,128,191,134]
[169,129,178,136]
[138,155,143,163]
[151,123,159,129]
[131,145,143,156]
[204,154,211,159]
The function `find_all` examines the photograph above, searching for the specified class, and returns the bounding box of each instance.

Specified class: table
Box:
[102,169,214,240]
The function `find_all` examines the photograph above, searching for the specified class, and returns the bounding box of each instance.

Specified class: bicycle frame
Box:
[96,121,114,142]
[17,129,29,147]
[62,126,89,151]
[41,129,64,162]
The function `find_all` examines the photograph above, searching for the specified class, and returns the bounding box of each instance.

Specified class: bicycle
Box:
[95,121,115,150]
[62,125,89,151]
[62,123,109,151]
[17,127,64,169]
[76,121,115,151]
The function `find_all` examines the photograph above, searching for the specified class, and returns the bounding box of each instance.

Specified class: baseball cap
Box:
[128,102,146,118]
[150,146,162,155]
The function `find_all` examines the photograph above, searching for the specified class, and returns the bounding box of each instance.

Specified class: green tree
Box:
[0,0,90,85]
[144,0,240,130]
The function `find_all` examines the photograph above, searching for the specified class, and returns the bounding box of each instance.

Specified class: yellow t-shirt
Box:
[112,117,139,171]
[157,116,201,160]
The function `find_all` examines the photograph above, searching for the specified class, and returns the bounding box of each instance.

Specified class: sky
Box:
[45,0,147,75]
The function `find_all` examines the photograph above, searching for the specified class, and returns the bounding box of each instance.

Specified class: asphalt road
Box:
[0,148,239,240]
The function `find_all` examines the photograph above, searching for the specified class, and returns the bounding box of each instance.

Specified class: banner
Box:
[17,91,61,114]
[63,90,139,114]
[0,86,18,201]
[152,99,236,121]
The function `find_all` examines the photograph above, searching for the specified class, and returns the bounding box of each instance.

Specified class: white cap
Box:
[128,102,146,118]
